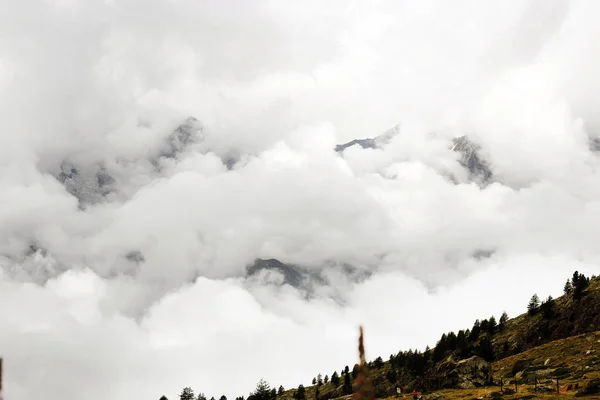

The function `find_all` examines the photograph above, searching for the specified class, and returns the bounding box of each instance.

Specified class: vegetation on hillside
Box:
[159,272,599,400]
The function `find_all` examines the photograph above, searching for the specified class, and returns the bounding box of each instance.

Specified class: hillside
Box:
[167,273,600,400]
[273,273,600,400]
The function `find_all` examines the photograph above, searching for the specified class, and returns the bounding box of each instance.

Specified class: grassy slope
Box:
[280,276,600,399]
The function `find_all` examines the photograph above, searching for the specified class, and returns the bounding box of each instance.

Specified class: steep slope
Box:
[272,274,600,400]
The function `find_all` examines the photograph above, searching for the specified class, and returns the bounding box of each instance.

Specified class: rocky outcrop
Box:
[334,125,400,152]
[451,136,492,183]
[432,356,491,389]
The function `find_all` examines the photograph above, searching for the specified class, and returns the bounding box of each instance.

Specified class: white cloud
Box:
[1,0,600,399]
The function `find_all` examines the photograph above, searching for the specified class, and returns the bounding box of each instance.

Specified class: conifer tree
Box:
[331,371,340,386]
[293,385,305,400]
[197,393,207,400]
[324,375,328,384]
[527,294,540,315]
[564,279,573,295]
[499,312,508,329]
[488,316,497,334]
[342,373,352,394]
[180,387,195,400]
[160,396,169,400]
[278,386,284,396]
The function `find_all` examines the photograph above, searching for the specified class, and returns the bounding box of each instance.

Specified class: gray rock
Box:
[57,161,116,207]
[334,124,400,152]
[451,136,492,183]
[160,116,203,159]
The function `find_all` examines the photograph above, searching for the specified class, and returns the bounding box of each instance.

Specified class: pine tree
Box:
[312,377,316,385]
[324,375,329,384]
[180,387,195,400]
[499,312,508,330]
[278,386,284,396]
[527,294,540,315]
[220,396,227,400]
[293,385,305,400]
[197,393,207,400]
[564,279,573,295]
[469,320,481,341]
[317,373,323,386]
[541,295,556,319]
[351,364,359,379]
[344,366,349,375]
[573,272,590,300]
[248,380,273,400]
[160,396,169,400]
[331,371,340,386]
[342,372,352,394]
[488,316,497,334]
[373,356,384,369]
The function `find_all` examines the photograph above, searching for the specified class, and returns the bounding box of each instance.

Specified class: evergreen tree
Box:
[344,366,349,375]
[293,385,305,400]
[248,379,273,400]
[220,396,227,400]
[564,279,573,295]
[180,388,195,400]
[351,364,359,379]
[572,271,580,288]
[270,389,276,399]
[342,373,352,395]
[160,396,169,400]
[312,378,316,385]
[573,272,590,300]
[469,320,481,341]
[541,295,556,319]
[210,397,215,400]
[475,336,495,362]
[278,386,284,396]
[488,316,497,334]
[499,312,508,330]
[317,374,323,386]
[373,356,384,369]
[331,371,340,386]
[324,375,329,384]
[197,394,207,400]
[235,397,245,400]
[527,294,540,315]
[480,319,489,333]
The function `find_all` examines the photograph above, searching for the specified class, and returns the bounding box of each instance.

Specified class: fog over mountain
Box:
[1,0,600,399]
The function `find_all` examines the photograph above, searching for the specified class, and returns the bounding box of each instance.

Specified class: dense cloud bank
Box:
[1,0,600,398]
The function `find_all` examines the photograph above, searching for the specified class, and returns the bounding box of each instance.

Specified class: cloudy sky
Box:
[2,0,600,398]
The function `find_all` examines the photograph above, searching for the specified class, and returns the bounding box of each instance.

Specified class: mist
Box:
[1,0,600,399]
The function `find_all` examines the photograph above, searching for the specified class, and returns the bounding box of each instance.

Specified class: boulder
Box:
[433,356,491,389]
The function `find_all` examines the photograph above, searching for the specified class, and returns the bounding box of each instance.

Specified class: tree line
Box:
[160,270,596,400]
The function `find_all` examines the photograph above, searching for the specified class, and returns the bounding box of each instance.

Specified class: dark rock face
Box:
[246,258,305,287]
[451,136,493,183]
[334,125,400,153]
[335,138,378,152]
